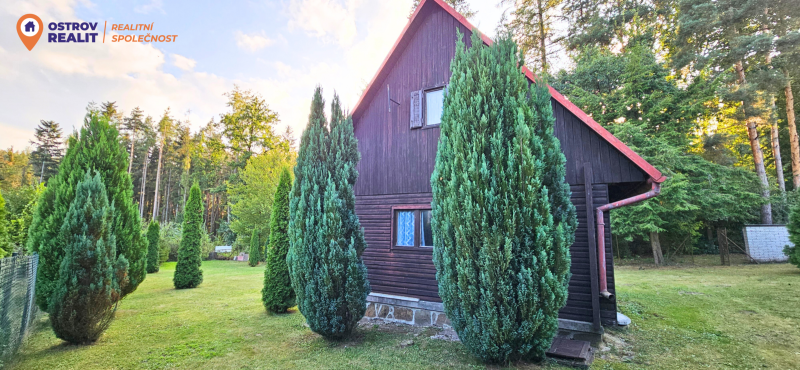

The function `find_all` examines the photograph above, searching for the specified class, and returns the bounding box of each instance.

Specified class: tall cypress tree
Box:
[262,167,294,313]
[30,120,64,183]
[146,221,160,273]
[249,229,260,267]
[174,183,203,289]
[287,88,369,339]
[28,113,147,312]
[430,31,575,363]
[49,171,128,344]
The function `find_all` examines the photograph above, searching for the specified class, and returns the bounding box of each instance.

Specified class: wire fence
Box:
[0,254,39,366]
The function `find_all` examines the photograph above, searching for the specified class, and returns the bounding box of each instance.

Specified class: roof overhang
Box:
[351,0,665,184]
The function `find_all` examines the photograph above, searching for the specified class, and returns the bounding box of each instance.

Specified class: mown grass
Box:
[596,256,800,369]
[9,258,800,369]
[8,261,562,370]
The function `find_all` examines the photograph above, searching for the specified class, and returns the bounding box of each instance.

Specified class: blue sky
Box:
[0,0,508,149]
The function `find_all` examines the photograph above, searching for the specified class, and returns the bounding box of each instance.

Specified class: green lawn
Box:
[9,261,549,370]
[9,258,800,369]
[599,256,800,369]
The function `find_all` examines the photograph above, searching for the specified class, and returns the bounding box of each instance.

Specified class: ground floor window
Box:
[392,206,433,248]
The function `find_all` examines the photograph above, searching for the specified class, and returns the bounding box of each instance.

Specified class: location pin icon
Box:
[17,14,43,51]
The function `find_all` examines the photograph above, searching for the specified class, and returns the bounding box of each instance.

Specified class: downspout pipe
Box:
[596,179,662,300]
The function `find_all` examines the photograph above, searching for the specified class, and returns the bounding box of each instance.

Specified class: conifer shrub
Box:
[48,171,128,344]
[249,230,260,267]
[262,167,295,313]
[287,88,369,339]
[786,201,800,268]
[146,221,160,273]
[28,113,147,311]
[158,222,179,263]
[430,31,576,363]
[174,183,204,289]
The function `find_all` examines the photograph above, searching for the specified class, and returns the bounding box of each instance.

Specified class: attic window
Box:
[425,88,444,127]
[410,86,445,129]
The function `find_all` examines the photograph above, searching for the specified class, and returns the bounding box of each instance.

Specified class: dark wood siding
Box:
[561,184,617,323]
[352,4,632,326]
[353,7,646,197]
[353,5,472,197]
[356,193,440,302]
[356,186,617,322]
[553,102,647,185]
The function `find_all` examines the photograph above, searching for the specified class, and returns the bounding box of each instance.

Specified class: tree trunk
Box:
[163,168,172,223]
[785,69,800,190]
[39,160,46,184]
[650,231,664,266]
[536,0,548,74]
[139,147,150,219]
[152,142,164,222]
[706,226,714,252]
[717,227,730,266]
[736,61,772,224]
[770,114,786,193]
[127,130,136,174]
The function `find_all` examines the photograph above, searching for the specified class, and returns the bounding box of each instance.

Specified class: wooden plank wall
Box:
[353,6,471,197]
[351,4,628,325]
[561,183,617,323]
[354,186,617,322]
[356,193,440,302]
[552,102,647,185]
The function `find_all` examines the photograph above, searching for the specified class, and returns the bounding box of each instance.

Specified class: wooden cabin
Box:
[352,0,665,332]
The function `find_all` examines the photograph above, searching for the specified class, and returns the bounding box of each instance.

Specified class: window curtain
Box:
[397,211,414,246]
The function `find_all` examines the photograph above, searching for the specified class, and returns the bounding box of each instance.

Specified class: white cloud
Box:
[235,30,274,52]
[286,0,358,45]
[134,0,164,14]
[171,53,196,71]
[0,0,419,151]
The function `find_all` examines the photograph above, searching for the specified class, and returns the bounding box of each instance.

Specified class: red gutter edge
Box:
[351,0,664,184]
[596,180,662,299]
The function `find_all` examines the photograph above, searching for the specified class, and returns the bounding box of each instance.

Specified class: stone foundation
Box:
[364,293,451,327]
[364,293,604,339]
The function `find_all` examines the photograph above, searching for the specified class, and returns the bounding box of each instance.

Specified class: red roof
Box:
[351,0,665,183]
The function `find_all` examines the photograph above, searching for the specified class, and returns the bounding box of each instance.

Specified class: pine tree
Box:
[174,183,203,289]
[287,88,369,339]
[786,201,800,268]
[48,171,128,344]
[146,221,160,273]
[262,167,295,313]
[430,31,575,363]
[28,112,147,312]
[0,191,9,258]
[29,120,64,184]
[249,229,260,267]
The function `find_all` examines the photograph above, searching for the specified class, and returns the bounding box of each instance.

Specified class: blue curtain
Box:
[397,211,414,246]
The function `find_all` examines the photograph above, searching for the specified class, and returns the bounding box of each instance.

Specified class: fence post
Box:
[718,227,731,266]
